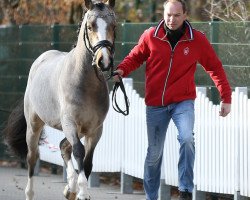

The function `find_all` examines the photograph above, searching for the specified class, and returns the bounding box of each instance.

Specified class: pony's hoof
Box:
[63,185,76,200]
[75,194,91,200]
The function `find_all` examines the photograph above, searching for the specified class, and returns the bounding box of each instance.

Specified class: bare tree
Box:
[204,0,249,22]
[0,0,19,24]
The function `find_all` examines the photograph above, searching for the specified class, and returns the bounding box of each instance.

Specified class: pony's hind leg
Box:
[25,115,44,200]
[60,138,78,200]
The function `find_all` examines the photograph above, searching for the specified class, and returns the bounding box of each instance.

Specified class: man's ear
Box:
[183,12,187,20]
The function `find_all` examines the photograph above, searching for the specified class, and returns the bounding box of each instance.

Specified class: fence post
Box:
[159,157,171,199]
[159,180,171,200]
[120,78,134,194]
[209,19,221,104]
[18,25,24,69]
[88,172,100,187]
[120,173,133,194]
[234,87,248,200]
[193,185,206,200]
[121,23,126,61]
[234,191,250,200]
[34,158,40,176]
[193,87,207,200]
[234,191,240,200]
[209,18,219,54]
[51,24,60,50]
[149,0,157,22]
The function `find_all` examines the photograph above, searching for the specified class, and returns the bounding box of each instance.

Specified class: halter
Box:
[83,11,129,116]
[83,12,115,72]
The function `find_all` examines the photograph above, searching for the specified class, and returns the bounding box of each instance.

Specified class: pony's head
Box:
[82,0,116,72]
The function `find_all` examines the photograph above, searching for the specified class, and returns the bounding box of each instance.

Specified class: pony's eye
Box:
[87,26,92,31]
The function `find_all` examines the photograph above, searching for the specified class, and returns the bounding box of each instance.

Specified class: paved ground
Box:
[0,166,146,200]
[0,165,242,200]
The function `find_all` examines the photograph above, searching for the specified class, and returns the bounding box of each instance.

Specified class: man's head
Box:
[163,0,187,30]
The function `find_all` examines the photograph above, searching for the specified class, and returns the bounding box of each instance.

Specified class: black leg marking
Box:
[73,140,85,171]
[83,148,94,179]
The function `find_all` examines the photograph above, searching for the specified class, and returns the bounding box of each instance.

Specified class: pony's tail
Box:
[3,99,28,160]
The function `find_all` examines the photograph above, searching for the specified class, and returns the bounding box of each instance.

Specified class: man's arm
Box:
[197,33,232,116]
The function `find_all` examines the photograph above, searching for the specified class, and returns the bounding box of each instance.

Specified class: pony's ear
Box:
[84,0,94,10]
[108,0,115,8]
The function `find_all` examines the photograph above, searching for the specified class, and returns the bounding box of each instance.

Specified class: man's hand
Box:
[113,69,124,82]
[219,103,231,117]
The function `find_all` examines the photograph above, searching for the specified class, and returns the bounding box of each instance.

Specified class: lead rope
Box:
[107,72,130,116]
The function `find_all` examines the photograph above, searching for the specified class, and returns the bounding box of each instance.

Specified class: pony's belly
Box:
[38,111,62,129]
[74,104,109,135]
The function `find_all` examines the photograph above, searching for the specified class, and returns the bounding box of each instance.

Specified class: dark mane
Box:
[94,3,105,11]
[73,11,86,48]
[73,21,82,48]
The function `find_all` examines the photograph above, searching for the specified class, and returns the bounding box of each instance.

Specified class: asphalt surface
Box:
[0,166,182,200]
[0,166,147,200]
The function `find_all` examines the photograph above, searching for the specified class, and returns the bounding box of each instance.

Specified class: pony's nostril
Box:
[98,56,104,67]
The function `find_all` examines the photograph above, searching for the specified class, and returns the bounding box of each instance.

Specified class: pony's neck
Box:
[72,12,104,82]
[74,14,92,69]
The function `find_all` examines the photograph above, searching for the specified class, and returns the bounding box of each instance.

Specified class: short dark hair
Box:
[163,0,188,14]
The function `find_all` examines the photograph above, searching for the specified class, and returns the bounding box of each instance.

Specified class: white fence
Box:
[39,79,250,198]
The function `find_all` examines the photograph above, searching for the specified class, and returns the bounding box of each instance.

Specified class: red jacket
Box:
[118,20,232,106]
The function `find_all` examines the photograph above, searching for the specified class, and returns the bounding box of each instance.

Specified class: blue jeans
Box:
[144,100,195,200]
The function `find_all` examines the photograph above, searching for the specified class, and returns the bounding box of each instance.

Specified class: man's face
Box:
[164,1,187,30]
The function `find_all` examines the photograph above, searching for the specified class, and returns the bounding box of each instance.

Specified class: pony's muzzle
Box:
[92,39,114,71]
[96,49,113,71]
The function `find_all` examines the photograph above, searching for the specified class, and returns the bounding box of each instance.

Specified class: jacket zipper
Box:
[161,41,180,106]
[160,36,191,106]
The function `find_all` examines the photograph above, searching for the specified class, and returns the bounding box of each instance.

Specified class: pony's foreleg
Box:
[62,119,90,200]
[25,122,43,200]
[60,138,78,200]
[74,140,90,200]
[83,126,103,179]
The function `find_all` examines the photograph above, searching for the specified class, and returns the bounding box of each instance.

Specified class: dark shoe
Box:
[179,190,192,200]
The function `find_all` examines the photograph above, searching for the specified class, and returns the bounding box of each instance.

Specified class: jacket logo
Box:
[183,47,189,55]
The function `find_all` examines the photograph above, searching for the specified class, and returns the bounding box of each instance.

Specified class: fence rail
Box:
[40,79,250,198]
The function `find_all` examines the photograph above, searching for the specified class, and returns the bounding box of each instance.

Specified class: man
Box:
[115,0,232,199]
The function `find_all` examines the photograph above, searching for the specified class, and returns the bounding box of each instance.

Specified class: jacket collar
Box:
[153,19,194,41]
